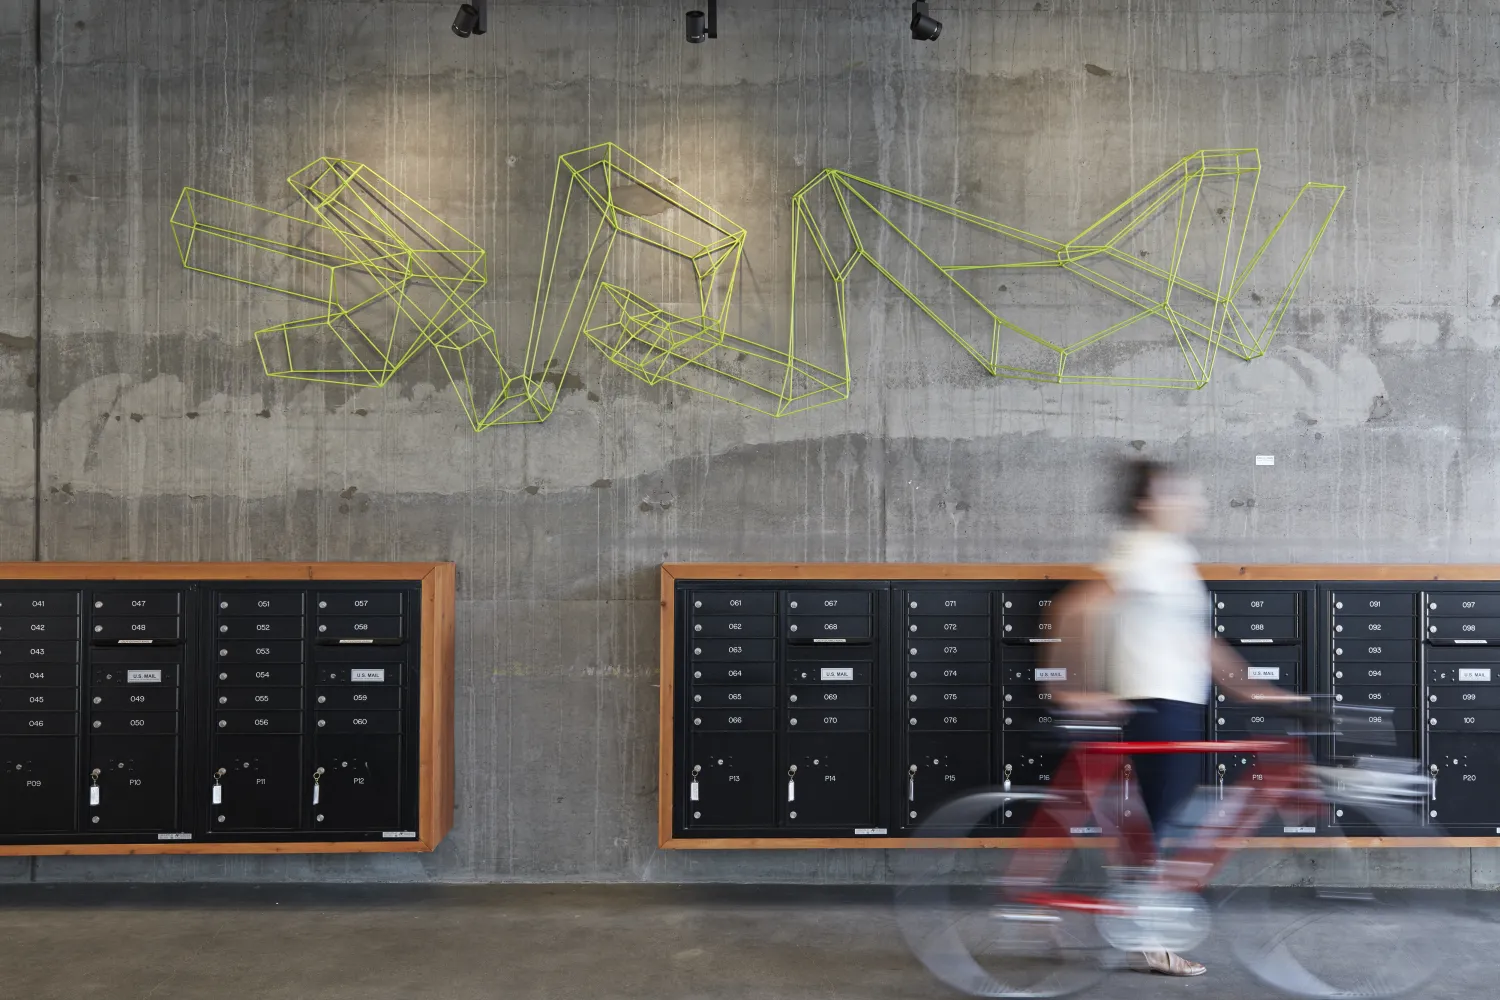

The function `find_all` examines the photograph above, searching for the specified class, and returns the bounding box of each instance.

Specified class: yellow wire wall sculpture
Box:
[170,145,1342,427]
[794,148,1344,388]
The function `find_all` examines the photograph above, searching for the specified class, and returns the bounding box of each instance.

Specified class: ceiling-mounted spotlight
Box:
[452,0,487,38]
[686,0,718,43]
[910,1,941,40]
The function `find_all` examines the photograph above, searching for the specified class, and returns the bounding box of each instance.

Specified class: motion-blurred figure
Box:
[1046,459,1303,977]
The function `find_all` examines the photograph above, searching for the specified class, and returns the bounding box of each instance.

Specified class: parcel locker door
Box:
[86,736,179,832]
[684,733,775,829]
[312,736,403,832]
[781,734,873,828]
[1001,734,1069,830]
[211,735,303,831]
[1429,735,1500,829]
[904,732,991,829]
[0,738,76,833]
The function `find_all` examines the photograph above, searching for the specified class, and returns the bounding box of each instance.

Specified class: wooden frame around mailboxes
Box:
[660,562,1500,849]
[0,561,454,856]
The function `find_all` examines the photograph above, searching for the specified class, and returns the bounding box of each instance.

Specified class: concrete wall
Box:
[3,0,1500,882]
[1,3,36,562]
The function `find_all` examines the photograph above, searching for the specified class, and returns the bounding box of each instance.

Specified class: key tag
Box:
[907,765,917,802]
[689,765,700,802]
[313,767,324,805]
[212,767,225,805]
[787,765,797,803]
[89,768,101,806]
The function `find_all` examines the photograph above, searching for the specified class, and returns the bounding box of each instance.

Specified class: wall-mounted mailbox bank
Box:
[0,562,454,856]
[659,563,1500,849]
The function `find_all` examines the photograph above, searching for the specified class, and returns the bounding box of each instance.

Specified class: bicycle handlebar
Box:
[1048,697,1399,746]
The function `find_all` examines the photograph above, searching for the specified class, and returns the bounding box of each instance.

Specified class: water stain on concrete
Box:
[612,177,682,216]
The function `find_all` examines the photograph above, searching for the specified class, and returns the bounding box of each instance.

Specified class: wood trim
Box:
[0,840,435,857]
[0,561,438,580]
[0,561,455,856]
[661,563,1098,581]
[663,562,1500,582]
[418,563,457,848]
[663,836,1500,850]
[658,565,678,849]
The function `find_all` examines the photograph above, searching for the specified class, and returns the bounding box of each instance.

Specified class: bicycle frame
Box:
[1007,735,1326,909]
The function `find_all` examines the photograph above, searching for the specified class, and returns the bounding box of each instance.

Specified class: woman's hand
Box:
[1053,690,1130,719]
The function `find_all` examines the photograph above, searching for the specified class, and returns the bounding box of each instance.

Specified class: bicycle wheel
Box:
[1219,787,1449,997]
[894,789,1119,998]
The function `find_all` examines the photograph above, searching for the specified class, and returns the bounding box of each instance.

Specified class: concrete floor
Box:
[0,884,1492,1000]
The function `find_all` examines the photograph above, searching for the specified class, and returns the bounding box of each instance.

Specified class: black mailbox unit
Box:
[681,586,889,836]
[901,587,994,830]
[0,563,454,854]
[662,566,1500,847]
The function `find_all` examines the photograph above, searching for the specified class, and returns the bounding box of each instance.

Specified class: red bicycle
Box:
[895,706,1444,998]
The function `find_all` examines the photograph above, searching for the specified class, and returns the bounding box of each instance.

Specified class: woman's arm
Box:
[1044,579,1128,717]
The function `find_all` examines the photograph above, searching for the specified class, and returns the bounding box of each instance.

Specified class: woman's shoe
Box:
[1138,950,1207,976]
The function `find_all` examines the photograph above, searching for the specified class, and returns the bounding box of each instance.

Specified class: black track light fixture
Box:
[452,0,487,38]
[910,1,941,41]
[687,0,718,43]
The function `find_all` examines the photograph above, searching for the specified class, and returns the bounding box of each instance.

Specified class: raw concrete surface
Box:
[0,884,1494,1000]
[4,0,1500,881]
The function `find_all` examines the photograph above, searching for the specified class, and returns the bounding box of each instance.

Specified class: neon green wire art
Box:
[170,145,1342,427]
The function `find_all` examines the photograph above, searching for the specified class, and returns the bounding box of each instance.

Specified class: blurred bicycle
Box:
[894,701,1447,998]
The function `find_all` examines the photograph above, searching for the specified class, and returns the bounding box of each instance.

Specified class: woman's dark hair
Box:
[1117,459,1178,521]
